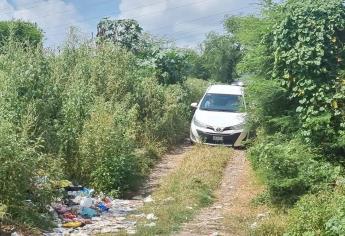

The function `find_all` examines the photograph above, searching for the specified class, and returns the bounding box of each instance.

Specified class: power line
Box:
[46,4,251,39]
[23,0,224,34]
[47,27,225,48]
[147,6,249,33]
[156,6,258,40]
[1,0,255,42]
[46,12,236,46]
[165,24,225,40]
[173,27,224,42]
[0,0,257,46]
[158,16,226,38]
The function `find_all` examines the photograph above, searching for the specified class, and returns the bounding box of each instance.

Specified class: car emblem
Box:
[215,127,222,132]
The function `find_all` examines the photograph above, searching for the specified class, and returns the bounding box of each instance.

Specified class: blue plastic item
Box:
[97,202,109,212]
[79,207,97,218]
[81,188,95,196]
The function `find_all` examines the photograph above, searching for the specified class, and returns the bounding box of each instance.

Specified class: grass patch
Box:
[135,145,230,235]
[249,210,288,236]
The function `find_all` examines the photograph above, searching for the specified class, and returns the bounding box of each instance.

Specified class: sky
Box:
[0,0,260,48]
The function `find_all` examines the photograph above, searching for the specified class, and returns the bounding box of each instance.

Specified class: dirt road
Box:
[137,143,192,197]
[176,149,262,236]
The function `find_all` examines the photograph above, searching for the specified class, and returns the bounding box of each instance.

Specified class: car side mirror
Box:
[191,102,198,109]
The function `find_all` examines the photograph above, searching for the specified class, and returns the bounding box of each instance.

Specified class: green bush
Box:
[78,99,141,196]
[134,77,191,147]
[271,0,345,134]
[245,77,298,135]
[284,187,345,235]
[302,114,345,160]
[0,116,63,228]
[0,20,43,47]
[0,42,63,228]
[249,135,341,205]
[0,32,200,228]
[183,77,210,104]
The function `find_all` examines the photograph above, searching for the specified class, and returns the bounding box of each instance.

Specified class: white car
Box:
[190,84,247,147]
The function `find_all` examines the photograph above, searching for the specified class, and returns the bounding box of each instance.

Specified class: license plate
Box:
[213,136,223,141]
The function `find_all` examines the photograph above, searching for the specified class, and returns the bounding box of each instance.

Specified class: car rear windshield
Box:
[200,93,243,112]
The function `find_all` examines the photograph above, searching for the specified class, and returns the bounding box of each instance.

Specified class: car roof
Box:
[206,84,243,95]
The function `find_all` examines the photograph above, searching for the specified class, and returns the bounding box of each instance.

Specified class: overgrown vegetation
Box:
[0,18,209,230]
[0,20,43,47]
[188,32,242,83]
[136,146,230,235]
[225,0,345,234]
[2,0,343,233]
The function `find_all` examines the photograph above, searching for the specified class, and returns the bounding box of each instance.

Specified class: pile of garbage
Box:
[45,183,144,236]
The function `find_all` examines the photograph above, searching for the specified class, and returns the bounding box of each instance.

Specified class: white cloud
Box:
[0,0,90,47]
[0,0,259,47]
[118,0,259,47]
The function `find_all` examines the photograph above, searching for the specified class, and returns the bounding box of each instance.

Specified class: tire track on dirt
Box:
[176,149,248,236]
[137,142,192,198]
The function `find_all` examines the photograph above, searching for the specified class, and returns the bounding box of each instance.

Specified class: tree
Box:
[96,18,143,52]
[225,15,276,77]
[0,20,43,47]
[271,0,345,142]
[200,32,241,83]
[184,49,210,80]
[155,48,190,84]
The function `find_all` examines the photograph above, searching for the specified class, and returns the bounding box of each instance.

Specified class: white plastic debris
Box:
[11,232,23,236]
[143,195,154,203]
[73,195,83,204]
[80,197,93,208]
[146,213,158,220]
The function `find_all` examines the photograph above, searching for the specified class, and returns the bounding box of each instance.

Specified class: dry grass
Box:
[250,212,288,236]
[221,160,288,236]
[221,158,268,236]
[135,145,231,235]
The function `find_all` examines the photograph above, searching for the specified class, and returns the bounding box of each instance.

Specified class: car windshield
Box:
[200,93,243,112]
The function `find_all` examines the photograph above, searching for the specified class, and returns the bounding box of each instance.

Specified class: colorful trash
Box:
[97,202,109,212]
[62,221,84,228]
[48,183,142,235]
[79,208,97,219]
[80,197,93,208]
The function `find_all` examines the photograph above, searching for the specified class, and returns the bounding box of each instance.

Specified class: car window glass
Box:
[200,93,243,112]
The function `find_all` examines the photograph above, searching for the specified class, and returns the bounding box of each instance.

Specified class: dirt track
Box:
[176,149,261,236]
[133,146,263,236]
[137,143,192,197]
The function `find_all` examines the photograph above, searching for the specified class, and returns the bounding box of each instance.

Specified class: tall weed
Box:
[0,37,199,227]
[249,135,341,205]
